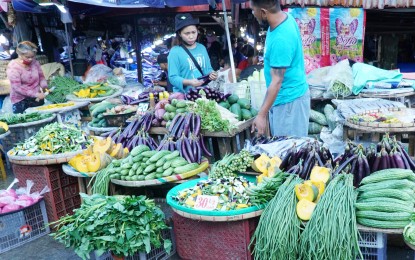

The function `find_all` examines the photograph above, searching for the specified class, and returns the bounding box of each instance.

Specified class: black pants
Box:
[12,98,44,114]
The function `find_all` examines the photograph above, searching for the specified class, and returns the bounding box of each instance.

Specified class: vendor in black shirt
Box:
[154,54,173,92]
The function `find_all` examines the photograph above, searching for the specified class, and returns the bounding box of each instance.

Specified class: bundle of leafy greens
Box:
[192,98,236,133]
[51,194,171,259]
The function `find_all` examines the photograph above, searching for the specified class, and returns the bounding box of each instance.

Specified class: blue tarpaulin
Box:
[12,0,54,13]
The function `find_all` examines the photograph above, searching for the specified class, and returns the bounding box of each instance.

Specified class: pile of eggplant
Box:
[186,86,230,102]
[335,135,415,186]
[251,135,290,145]
[280,141,334,179]
[120,89,164,105]
[101,112,158,150]
[157,112,212,163]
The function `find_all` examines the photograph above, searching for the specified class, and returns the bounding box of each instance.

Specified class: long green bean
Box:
[250,175,303,260]
[299,174,362,260]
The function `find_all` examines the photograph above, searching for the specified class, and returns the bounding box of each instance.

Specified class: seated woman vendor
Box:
[168,13,217,93]
[7,41,48,114]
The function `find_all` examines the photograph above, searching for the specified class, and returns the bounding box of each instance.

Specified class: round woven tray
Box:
[7,149,84,166]
[0,131,10,139]
[87,122,118,133]
[110,159,209,187]
[7,114,57,128]
[171,207,263,222]
[62,164,96,178]
[66,85,123,102]
[26,101,89,114]
[346,107,415,132]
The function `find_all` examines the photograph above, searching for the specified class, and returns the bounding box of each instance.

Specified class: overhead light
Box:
[39,2,67,13]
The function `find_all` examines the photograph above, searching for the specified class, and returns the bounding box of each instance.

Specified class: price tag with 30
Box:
[194,195,218,211]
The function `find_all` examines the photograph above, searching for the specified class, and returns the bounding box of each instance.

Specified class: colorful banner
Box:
[286,8,329,74]
[286,7,365,73]
[329,8,365,65]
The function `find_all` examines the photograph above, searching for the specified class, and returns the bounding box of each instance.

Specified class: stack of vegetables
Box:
[160,99,189,128]
[192,98,236,133]
[89,101,118,128]
[250,153,282,182]
[186,86,230,102]
[294,177,327,221]
[250,175,303,259]
[73,82,115,98]
[218,94,257,121]
[349,112,401,124]
[279,141,333,180]
[35,102,76,111]
[51,194,171,260]
[299,173,362,260]
[0,112,53,125]
[173,176,253,210]
[91,145,206,195]
[208,150,254,179]
[8,123,91,156]
[102,112,158,151]
[47,76,82,103]
[334,136,415,186]
[68,137,128,173]
[356,169,415,229]
[0,122,8,134]
[308,104,336,134]
[121,89,167,105]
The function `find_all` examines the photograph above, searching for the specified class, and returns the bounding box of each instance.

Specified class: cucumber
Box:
[356,211,411,222]
[163,160,173,170]
[359,189,414,202]
[176,108,187,114]
[128,169,135,176]
[156,167,164,173]
[156,157,169,167]
[132,163,139,171]
[120,169,129,176]
[121,163,132,169]
[237,98,251,109]
[141,151,158,157]
[171,158,188,168]
[164,151,180,161]
[137,175,145,181]
[136,166,144,175]
[309,109,328,126]
[357,179,415,192]
[241,109,253,120]
[130,145,150,157]
[165,104,177,113]
[355,202,413,213]
[144,173,156,180]
[357,218,409,229]
[230,103,242,121]
[144,164,157,174]
[155,173,163,179]
[149,150,171,163]
[174,163,199,174]
[162,168,174,177]
[130,176,139,181]
[133,155,144,163]
[227,94,239,104]
[112,160,121,167]
[176,101,187,108]
[218,101,230,109]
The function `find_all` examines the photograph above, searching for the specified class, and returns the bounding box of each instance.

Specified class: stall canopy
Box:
[13,0,54,13]
[67,0,165,8]
[165,0,247,7]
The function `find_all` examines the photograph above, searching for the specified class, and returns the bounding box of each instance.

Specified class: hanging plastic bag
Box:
[323,59,353,98]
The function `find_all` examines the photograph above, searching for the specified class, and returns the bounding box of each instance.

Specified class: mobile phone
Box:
[197,75,211,85]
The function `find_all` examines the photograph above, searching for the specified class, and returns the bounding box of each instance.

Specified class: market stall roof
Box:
[12,0,54,13]
[67,0,164,8]
[165,0,247,7]
[280,0,415,9]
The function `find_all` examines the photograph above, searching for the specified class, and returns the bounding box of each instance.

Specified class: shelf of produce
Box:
[150,118,254,162]
[357,224,404,234]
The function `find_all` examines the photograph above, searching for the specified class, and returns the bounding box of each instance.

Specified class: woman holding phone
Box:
[168,13,217,93]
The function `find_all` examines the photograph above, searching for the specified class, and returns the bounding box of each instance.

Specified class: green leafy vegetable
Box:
[192,98,235,133]
[51,194,171,260]
[0,112,53,125]
[47,76,83,103]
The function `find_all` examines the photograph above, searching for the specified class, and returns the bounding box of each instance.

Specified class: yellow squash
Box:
[309,166,331,184]
[295,183,318,202]
[251,154,270,174]
[296,199,316,221]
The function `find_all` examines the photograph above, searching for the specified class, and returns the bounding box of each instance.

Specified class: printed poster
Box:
[286,8,330,74]
[329,8,365,65]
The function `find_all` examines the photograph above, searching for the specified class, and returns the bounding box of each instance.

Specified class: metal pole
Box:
[134,17,143,83]
[222,0,236,83]
[64,23,74,79]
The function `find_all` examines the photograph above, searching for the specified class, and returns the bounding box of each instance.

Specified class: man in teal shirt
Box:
[168,13,217,93]
[250,0,310,137]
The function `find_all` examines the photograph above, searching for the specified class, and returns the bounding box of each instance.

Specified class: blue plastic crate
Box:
[357,231,387,260]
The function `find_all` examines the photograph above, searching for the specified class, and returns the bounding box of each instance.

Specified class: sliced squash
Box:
[296,199,316,221]
[256,174,265,184]
[93,137,114,154]
[251,154,270,174]
[123,147,129,157]
[86,152,112,172]
[74,156,89,172]
[295,183,318,202]
[266,156,282,178]
[110,143,122,158]
[304,180,325,199]
[0,122,9,132]
[309,166,331,184]
[68,154,83,168]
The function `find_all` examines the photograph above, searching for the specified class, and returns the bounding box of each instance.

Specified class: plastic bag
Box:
[323,59,353,98]
[306,66,330,87]
[0,95,12,114]
[320,126,345,156]
[84,64,112,83]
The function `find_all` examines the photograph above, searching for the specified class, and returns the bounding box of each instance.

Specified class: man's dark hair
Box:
[250,0,280,13]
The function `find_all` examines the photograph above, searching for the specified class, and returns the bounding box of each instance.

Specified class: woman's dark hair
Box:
[241,44,254,58]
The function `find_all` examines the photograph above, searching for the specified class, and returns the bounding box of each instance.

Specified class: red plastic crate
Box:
[12,164,81,223]
[172,212,258,260]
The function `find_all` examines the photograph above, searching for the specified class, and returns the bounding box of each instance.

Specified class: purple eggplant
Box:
[199,136,212,157]
[393,151,406,169]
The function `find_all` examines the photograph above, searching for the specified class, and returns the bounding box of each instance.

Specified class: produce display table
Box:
[357,224,403,234]
[358,88,415,107]
[149,118,254,162]
[344,107,415,156]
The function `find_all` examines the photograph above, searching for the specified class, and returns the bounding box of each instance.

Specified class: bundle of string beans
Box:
[250,175,303,259]
[299,173,362,260]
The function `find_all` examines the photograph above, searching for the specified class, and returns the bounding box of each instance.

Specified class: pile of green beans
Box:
[89,162,114,195]
[246,171,288,207]
[299,174,362,260]
[331,81,352,98]
[250,175,303,260]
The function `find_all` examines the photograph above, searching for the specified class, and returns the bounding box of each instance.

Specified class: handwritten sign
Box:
[194,195,219,211]
[137,103,149,115]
